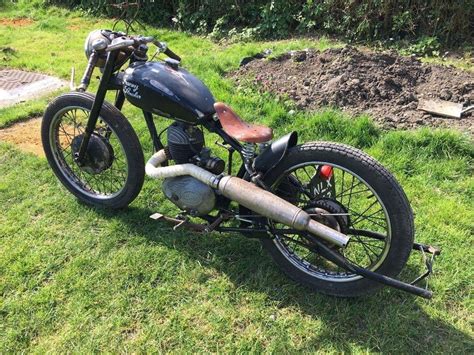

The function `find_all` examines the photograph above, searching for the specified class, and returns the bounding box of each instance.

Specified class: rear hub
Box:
[306,198,350,235]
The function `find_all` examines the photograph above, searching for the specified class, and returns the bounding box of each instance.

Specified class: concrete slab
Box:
[0,69,66,108]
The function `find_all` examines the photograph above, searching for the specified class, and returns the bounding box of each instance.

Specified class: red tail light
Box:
[320,165,333,180]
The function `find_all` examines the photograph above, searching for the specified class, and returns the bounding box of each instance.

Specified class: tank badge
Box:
[123,80,142,99]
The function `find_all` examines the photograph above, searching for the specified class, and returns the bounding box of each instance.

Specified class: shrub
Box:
[45,0,473,47]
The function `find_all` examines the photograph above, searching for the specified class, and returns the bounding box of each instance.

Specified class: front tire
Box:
[41,92,145,209]
[261,142,414,297]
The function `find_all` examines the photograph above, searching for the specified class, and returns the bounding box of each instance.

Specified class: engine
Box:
[162,122,225,216]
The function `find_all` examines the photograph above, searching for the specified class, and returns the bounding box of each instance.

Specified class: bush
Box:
[45,0,473,47]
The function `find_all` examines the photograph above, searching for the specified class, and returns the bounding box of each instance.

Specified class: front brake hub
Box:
[71,133,114,174]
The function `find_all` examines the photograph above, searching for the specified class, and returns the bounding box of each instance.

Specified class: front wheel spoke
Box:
[54,120,128,196]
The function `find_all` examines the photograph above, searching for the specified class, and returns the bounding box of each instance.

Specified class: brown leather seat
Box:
[214,102,273,143]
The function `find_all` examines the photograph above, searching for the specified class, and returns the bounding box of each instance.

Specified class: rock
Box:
[350,78,361,86]
[291,50,307,62]
[239,56,256,67]
[406,102,418,109]
[407,93,417,102]
[439,89,452,100]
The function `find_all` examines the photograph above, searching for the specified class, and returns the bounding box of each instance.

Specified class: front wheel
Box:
[261,142,414,297]
[41,92,145,209]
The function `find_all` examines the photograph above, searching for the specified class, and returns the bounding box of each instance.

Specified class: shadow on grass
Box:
[95,205,471,352]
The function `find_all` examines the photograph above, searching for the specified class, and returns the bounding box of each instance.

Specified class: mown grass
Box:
[1,2,473,353]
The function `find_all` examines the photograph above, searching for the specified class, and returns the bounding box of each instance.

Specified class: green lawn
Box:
[1,3,473,353]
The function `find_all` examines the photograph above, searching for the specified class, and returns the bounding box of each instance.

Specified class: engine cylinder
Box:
[167,122,204,163]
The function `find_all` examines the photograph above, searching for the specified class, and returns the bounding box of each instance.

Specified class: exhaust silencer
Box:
[218,176,350,247]
[146,150,350,247]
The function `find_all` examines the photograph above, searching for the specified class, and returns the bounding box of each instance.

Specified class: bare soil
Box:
[231,47,474,133]
[0,18,34,27]
[0,118,44,157]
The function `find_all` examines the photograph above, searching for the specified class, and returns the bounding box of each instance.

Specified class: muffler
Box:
[146,150,350,247]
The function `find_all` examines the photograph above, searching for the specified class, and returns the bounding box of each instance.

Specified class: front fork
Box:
[75,50,119,165]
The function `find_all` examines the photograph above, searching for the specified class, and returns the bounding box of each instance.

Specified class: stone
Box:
[439,89,452,100]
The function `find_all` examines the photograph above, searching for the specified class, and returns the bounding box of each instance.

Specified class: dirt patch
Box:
[0,118,44,157]
[231,47,474,133]
[0,18,34,27]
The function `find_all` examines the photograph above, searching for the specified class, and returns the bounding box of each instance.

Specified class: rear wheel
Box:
[260,142,414,297]
[41,92,144,209]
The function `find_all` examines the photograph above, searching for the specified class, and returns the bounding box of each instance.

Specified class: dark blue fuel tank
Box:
[123,61,215,123]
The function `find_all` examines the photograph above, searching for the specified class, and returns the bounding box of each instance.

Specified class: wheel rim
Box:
[49,106,129,199]
[270,161,392,283]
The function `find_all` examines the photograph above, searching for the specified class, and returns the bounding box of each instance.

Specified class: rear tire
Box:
[261,142,414,297]
[41,92,144,209]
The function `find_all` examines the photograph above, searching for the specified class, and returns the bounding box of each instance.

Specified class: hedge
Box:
[46,0,473,46]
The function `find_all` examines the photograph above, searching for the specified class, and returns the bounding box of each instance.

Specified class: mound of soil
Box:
[231,47,474,133]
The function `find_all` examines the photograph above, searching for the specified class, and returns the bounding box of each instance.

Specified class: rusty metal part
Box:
[150,212,207,232]
[204,213,231,232]
[146,149,350,247]
[109,1,145,34]
[218,176,349,247]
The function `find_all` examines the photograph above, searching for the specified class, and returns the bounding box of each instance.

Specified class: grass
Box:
[1,2,473,353]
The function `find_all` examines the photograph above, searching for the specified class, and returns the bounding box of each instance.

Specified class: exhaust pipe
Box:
[146,150,350,247]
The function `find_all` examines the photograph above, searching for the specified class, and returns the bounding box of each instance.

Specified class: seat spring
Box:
[242,143,256,161]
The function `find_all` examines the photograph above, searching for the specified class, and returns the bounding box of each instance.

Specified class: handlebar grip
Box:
[164,47,181,62]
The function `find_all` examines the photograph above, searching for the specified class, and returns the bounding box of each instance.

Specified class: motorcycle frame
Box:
[76,46,440,300]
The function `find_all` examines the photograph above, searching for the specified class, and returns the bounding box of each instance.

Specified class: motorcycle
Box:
[41,29,440,298]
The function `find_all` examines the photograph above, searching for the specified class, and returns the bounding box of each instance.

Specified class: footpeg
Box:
[150,212,207,232]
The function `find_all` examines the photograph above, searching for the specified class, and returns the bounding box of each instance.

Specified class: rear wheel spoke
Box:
[269,162,391,281]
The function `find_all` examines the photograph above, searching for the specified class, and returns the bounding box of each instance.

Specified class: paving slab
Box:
[0,69,66,108]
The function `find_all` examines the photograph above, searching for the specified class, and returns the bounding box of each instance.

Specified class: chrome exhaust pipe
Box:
[146,150,350,247]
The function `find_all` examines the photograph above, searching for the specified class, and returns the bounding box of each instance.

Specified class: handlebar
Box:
[76,30,182,92]
[105,38,135,52]
[103,34,181,62]
[163,47,181,62]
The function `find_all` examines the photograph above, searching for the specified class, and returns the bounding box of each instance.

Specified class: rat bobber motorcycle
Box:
[42,30,440,298]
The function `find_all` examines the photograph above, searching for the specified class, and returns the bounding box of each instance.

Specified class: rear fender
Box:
[253,131,298,176]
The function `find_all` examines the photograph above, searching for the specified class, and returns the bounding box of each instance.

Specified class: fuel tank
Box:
[123,60,215,123]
